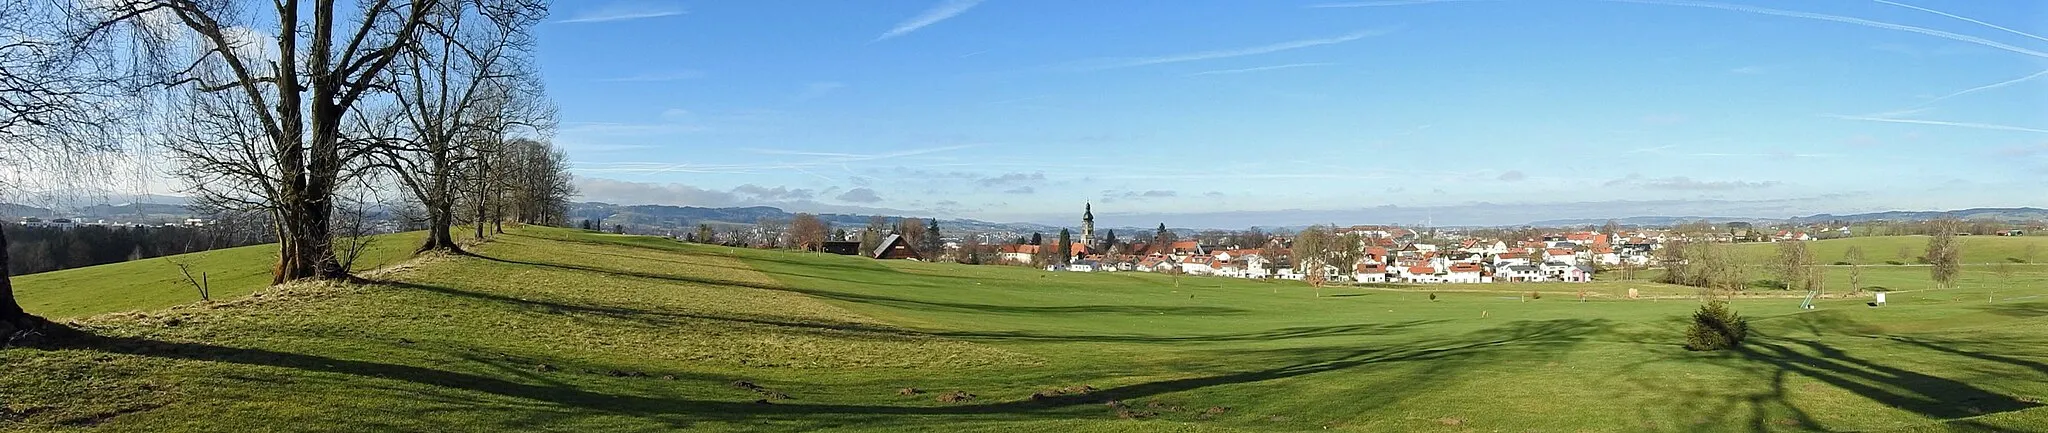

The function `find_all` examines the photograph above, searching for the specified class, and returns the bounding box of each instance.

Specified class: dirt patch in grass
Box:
[937,390,977,403]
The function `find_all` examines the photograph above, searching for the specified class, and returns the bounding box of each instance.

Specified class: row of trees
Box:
[1676,219,1973,296]
[686,215,951,261]
[1,0,573,339]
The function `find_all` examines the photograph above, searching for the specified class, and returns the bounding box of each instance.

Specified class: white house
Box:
[1069,262,1097,272]
[1540,261,1594,282]
[997,244,1041,265]
[1400,266,1443,284]
[1242,255,1273,279]
[1178,256,1216,275]
[1274,268,1304,280]
[1214,261,1245,278]
[1497,264,1547,282]
[1444,263,1487,284]
[1353,263,1388,283]
[1543,248,1577,263]
[1592,246,1622,266]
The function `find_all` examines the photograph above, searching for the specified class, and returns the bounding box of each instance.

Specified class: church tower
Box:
[1081,203,1096,245]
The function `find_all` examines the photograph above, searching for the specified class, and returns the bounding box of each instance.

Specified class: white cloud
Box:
[837,188,884,203]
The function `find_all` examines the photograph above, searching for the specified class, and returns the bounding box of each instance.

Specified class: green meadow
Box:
[2,227,2044,432]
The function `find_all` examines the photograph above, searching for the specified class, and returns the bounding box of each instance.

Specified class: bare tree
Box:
[1773,240,1814,291]
[1291,225,1331,287]
[356,0,544,253]
[753,217,785,249]
[0,0,130,340]
[1928,219,1962,289]
[91,0,450,283]
[789,213,827,252]
[859,216,886,254]
[498,138,569,226]
[1843,245,1866,263]
[896,217,926,254]
[1848,264,1863,295]
[2025,243,2039,264]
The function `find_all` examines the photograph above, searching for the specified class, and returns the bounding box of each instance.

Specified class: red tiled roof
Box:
[1449,263,1483,273]
[1546,248,1573,256]
[1408,266,1436,274]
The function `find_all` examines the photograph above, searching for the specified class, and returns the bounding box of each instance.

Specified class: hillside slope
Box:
[11,232,427,319]
[1732,235,2048,265]
[0,227,2043,432]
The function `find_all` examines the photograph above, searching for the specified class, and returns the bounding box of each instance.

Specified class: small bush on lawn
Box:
[1684,300,1748,351]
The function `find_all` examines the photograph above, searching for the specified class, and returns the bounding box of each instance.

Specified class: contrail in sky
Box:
[1869,0,2048,44]
[1595,0,2048,59]
[1827,115,2048,134]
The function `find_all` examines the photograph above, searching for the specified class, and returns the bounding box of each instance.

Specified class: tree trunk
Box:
[473,196,487,241]
[418,207,462,254]
[1,225,50,343]
[273,100,346,283]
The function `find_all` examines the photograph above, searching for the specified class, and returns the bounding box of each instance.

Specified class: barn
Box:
[869,234,921,260]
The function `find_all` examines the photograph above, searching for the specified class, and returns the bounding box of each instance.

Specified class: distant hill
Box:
[568,202,1058,236]
[1786,207,2048,224]
[0,201,197,223]
[1529,207,2048,227]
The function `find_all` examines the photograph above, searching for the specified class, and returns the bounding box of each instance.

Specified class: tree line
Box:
[2,223,276,275]
[0,0,572,341]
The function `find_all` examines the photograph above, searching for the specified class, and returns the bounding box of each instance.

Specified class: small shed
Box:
[870,234,921,260]
[821,241,863,256]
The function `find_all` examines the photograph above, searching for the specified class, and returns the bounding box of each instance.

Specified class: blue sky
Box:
[538,0,2048,227]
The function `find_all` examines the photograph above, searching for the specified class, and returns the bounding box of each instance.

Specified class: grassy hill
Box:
[2,227,2044,431]
[11,231,427,319]
[1732,235,2048,266]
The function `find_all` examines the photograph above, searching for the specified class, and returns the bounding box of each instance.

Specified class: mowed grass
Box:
[0,227,2043,432]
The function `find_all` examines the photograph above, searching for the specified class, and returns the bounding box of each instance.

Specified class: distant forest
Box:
[4,223,272,276]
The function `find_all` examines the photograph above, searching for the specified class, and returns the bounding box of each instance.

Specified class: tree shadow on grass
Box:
[39,318,1613,428]
[1615,313,2043,431]
[1736,336,2041,422]
[465,253,1253,317]
[382,278,1441,345]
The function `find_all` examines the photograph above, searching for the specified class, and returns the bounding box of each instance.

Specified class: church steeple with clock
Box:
[1081,203,1095,245]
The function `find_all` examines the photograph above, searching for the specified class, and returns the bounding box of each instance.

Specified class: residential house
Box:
[1178,255,1216,275]
[1592,245,1621,266]
[1400,266,1443,284]
[1494,251,1532,267]
[996,244,1040,264]
[1543,248,1577,263]
[1497,264,1546,282]
[1353,263,1388,283]
[1445,263,1487,284]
